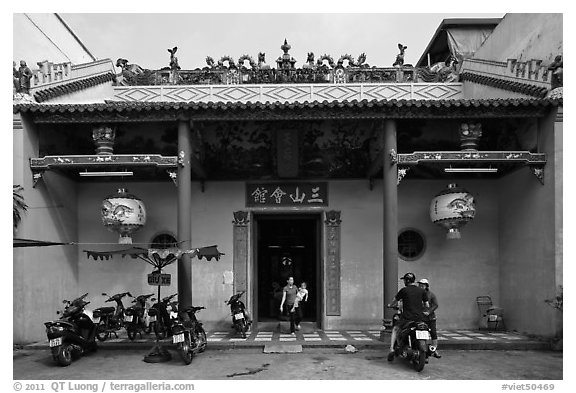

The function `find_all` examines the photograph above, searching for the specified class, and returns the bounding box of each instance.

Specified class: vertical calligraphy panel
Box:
[324,211,342,316]
[232,211,249,294]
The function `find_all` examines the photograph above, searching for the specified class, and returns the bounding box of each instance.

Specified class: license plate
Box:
[148,315,156,322]
[125,315,133,322]
[173,333,184,344]
[234,313,244,320]
[49,337,62,347]
[416,330,430,340]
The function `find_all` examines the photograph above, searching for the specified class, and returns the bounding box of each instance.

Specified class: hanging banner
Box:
[246,182,328,207]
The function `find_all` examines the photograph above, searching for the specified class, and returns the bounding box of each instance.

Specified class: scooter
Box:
[225,291,251,338]
[44,293,97,367]
[93,292,132,341]
[172,305,207,365]
[124,293,154,340]
[386,305,434,372]
[148,293,178,339]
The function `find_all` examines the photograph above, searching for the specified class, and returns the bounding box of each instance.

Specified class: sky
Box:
[59,13,504,70]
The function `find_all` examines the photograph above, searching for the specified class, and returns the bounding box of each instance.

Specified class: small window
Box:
[150,233,178,249]
[398,228,426,261]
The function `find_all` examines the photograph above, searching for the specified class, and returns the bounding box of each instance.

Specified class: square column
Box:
[382,120,398,320]
[177,119,193,308]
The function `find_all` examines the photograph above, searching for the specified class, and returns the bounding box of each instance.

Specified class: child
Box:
[290,282,308,330]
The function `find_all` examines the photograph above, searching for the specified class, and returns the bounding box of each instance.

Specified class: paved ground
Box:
[13,347,562,380]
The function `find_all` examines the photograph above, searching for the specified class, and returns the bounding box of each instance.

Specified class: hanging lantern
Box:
[101,188,146,244]
[429,183,476,239]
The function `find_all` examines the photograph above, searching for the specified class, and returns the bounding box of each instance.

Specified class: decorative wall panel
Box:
[113,83,463,103]
[325,210,341,316]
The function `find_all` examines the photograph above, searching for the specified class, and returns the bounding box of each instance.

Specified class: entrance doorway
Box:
[254,214,321,326]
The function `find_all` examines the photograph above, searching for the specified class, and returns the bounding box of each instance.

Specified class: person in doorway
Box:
[279,276,298,334]
[418,278,441,358]
[387,272,429,361]
[290,282,308,330]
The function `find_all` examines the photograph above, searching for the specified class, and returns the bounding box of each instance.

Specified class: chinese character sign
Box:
[246,183,328,207]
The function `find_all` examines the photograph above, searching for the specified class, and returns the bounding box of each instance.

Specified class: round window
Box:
[398,228,426,261]
[150,233,178,249]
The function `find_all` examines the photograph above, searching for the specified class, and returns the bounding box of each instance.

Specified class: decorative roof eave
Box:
[13,98,561,124]
[460,71,549,98]
[33,72,117,103]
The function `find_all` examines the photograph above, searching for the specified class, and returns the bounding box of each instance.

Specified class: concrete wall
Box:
[497,108,561,337]
[13,13,94,66]
[398,180,500,330]
[13,115,79,344]
[473,13,562,64]
[75,178,501,332]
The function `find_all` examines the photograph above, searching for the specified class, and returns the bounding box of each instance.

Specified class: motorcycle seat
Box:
[93,307,115,314]
[181,305,205,313]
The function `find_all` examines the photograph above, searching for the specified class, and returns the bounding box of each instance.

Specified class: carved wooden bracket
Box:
[397,166,410,185]
[530,165,545,185]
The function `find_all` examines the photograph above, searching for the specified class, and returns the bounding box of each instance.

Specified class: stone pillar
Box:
[177,119,193,308]
[383,120,398,321]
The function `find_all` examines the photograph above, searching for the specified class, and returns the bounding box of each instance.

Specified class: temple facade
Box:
[13,14,562,344]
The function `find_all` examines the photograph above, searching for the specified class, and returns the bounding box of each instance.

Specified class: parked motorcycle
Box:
[225,291,251,338]
[148,293,178,339]
[124,293,154,340]
[93,292,132,341]
[44,293,97,367]
[386,305,434,372]
[172,305,207,364]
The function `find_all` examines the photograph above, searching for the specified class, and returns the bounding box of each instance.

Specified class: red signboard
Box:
[246,182,328,207]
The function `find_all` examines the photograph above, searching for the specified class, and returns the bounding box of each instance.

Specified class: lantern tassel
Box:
[446,228,461,240]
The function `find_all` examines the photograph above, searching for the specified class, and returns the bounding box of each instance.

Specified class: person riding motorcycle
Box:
[387,272,429,361]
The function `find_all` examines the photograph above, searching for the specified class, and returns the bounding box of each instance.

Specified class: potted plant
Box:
[545,286,563,351]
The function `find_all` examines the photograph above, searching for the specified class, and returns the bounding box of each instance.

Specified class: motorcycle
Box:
[93,292,132,341]
[44,293,97,367]
[172,305,207,365]
[225,291,251,338]
[124,293,154,340]
[386,305,434,372]
[148,293,178,339]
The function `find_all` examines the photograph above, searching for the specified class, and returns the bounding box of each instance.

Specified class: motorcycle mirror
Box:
[62,300,69,304]
[102,293,107,296]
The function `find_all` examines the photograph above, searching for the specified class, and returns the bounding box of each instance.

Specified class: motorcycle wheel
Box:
[127,327,137,341]
[56,344,73,367]
[178,339,193,365]
[413,340,427,372]
[236,319,246,338]
[96,320,109,342]
[154,320,166,340]
[197,328,207,353]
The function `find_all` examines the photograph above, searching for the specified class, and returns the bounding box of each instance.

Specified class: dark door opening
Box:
[255,215,320,324]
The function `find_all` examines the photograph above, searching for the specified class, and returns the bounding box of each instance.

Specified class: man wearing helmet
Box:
[387,272,429,361]
[418,278,441,358]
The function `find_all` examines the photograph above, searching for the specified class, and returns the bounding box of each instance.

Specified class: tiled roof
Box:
[14,97,561,122]
[33,72,116,103]
[15,97,561,112]
[460,72,549,98]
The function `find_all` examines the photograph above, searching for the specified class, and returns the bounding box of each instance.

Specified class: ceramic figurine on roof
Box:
[17,60,33,94]
[393,44,407,67]
[168,47,180,71]
[303,52,316,69]
[257,52,270,69]
[13,61,19,92]
[276,39,297,70]
[548,55,563,91]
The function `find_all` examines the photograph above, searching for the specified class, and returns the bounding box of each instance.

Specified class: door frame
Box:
[251,210,324,329]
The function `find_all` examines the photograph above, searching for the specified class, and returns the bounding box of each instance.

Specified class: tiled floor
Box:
[24,329,537,348]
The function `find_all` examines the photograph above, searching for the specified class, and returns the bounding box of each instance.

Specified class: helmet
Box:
[418,278,429,286]
[400,272,416,283]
